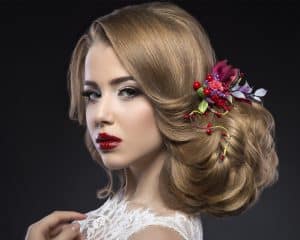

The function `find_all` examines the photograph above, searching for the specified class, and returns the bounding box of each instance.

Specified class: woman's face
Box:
[83,41,165,170]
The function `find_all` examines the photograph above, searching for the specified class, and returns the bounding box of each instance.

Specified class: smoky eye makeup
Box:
[118,86,142,98]
[81,89,101,102]
[81,85,142,102]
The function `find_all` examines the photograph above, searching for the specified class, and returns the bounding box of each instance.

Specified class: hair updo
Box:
[67,1,279,217]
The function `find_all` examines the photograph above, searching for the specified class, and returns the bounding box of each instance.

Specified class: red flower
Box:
[212,59,240,86]
[216,98,226,107]
[211,94,219,103]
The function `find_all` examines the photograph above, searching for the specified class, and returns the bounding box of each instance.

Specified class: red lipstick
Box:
[96,132,122,150]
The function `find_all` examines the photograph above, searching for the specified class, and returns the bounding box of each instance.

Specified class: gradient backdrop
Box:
[5,0,299,239]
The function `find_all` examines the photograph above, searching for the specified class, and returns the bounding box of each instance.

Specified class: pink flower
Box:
[212,59,239,86]
[208,80,224,91]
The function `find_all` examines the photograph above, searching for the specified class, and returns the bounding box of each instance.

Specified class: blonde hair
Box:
[67,1,279,217]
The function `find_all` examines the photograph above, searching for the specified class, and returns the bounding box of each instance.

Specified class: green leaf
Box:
[197,87,204,98]
[198,100,208,113]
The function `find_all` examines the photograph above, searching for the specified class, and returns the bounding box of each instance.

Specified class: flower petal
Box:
[239,81,253,94]
[228,68,240,83]
[212,60,228,73]
[231,83,240,91]
[251,95,262,102]
[231,91,246,99]
[254,88,267,97]
[227,95,233,103]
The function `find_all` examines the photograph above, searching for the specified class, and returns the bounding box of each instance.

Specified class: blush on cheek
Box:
[140,106,162,142]
[136,104,157,127]
[125,101,161,139]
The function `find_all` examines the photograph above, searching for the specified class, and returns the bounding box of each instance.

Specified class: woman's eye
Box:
[81,90,100,102]
[81,87,141,103]
[119,87,141,98]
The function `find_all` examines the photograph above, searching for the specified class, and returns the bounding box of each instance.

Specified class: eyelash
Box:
[81,87,141,102]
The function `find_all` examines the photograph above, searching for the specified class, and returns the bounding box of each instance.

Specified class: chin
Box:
[102,159,129,170]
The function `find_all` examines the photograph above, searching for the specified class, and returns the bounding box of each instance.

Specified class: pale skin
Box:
[25,211,86,240]
[83,41,176,216]
[25,41,183,240]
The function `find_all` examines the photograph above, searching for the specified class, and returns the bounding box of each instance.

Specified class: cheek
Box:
[122,101,161,142]
[85,108,93,130]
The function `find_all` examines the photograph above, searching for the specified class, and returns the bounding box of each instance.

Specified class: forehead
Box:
[84,42,130,84]
[84,76,136,89]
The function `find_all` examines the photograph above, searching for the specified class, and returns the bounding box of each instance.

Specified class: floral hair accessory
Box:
[185,59,267,118]
[184,60,267,161]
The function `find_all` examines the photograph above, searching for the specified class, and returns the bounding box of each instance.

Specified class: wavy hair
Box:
[67,1,279,217]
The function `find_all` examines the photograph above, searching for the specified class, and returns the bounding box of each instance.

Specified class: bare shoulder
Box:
[128,225,184,240]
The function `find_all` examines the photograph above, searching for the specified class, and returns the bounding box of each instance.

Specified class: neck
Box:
[123,149,170,208]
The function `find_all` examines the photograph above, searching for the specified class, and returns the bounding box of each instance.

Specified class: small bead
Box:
[206,129,212,135]
[203,88,211,96]
[220,154,225,161]
[183,113,190,120]
[207,74,213,81]
[193,81,201,90]
[221,132,228,137]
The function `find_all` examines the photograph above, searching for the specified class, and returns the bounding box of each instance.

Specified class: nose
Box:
[93,93,114,128]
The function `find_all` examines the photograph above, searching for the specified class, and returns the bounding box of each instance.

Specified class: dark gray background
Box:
[5,0,299,239]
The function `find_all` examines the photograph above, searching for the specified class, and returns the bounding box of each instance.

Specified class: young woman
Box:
[25,1,279,240]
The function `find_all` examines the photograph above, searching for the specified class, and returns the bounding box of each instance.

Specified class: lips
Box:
[96,132,122,150]
[96,133,122,143]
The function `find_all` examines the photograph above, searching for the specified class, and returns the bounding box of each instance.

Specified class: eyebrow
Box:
[84,76,135,88]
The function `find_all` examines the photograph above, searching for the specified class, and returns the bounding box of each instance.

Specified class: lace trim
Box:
[76,191,203,240]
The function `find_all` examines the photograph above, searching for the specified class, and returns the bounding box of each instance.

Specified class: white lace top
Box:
[75,190,203,240]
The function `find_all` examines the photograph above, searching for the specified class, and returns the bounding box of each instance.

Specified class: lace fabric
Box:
[75,190,203,240]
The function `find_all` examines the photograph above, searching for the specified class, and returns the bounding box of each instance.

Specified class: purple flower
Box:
[212,60,240,88]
